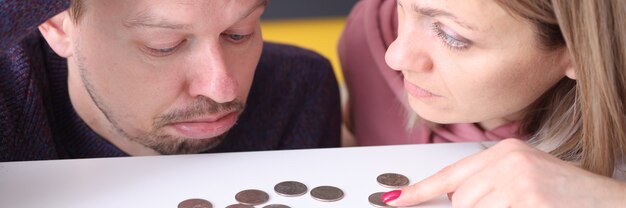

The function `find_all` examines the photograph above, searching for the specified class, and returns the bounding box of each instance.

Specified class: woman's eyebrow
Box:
[399,1,479,31]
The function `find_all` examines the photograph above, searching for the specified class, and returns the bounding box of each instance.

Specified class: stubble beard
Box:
[74,45,244,155]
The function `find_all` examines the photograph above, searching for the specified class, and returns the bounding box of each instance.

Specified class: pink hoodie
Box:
[338,0,521,145]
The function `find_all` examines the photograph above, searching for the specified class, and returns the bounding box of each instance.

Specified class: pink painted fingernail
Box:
[381,190,402,203]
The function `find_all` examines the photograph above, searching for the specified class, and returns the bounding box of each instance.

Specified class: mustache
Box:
[154,96,244,128]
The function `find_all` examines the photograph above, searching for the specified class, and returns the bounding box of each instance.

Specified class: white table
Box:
[0,142,486,208]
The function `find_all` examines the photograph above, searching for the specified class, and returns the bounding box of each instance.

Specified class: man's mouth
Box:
[167,111,238,139]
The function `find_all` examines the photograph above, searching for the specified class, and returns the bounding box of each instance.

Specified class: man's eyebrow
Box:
[124,13,192,30]
[123,0,268,30]
[239,0,268,20]
[399,1,478,31]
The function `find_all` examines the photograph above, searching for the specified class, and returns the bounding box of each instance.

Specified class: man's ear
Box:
[38,12,74,58]
[560,49,577,80]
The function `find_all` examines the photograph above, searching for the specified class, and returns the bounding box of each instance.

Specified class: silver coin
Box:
[178,198,213,208]
[263,204,291,208]
[368,192,392,207]
[225,204,254,208]
[376,173,409,188]
[310,185,344,202]
[235,189,270,206]
[274,181,308,197]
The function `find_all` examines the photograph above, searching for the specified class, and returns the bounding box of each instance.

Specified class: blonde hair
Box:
[495,0,626,177]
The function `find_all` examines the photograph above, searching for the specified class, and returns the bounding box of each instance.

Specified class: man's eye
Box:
[221,33,252,43]
[150,47,176,54]
[229,34,246,41]
[144,40,185,57]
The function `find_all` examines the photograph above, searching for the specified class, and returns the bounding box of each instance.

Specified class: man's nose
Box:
[187,45,238,103]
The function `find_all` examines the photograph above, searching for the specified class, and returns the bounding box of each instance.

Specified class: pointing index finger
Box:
[384,140,517,206]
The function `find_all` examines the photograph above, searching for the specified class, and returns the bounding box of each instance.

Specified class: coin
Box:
[274,181,308,197]
[235,189,270,206]
[225,204,254,208]
[263,204,291,208]
[310,185,344,202]
[178,198,212,208]
[376,173,409,188]
[368,192,392,207]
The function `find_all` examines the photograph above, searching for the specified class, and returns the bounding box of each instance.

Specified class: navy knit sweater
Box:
[0,0,341,161]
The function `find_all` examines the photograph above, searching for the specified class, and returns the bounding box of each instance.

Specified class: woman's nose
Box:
[385,34,434,73]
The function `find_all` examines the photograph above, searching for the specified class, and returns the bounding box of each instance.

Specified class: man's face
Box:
[65,0,266,154]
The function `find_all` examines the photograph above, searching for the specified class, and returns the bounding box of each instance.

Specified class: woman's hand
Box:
[383,139,626,207]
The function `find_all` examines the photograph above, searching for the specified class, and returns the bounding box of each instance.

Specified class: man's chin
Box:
[133,133,228,155]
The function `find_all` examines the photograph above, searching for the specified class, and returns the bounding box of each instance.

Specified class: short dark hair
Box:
[68,0,84,23]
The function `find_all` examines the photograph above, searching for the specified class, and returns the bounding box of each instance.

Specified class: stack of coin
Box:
[368,192,391,208]
[377,173,410,188]
[178,198,213,208]
[310,185,345,202]
[180,175,410,207]
[274,181,308,197]
[235,189,270,206]
[368,172,411,207]
[275,181,345,203]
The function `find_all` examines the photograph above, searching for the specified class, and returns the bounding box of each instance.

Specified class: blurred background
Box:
[261,0,359,88]
[261,0,360,144]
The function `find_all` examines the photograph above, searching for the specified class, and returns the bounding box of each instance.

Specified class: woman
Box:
[368,0,626,207]
[339,0,519,146]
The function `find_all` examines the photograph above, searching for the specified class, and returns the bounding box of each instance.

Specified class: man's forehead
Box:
[122,0,267,30]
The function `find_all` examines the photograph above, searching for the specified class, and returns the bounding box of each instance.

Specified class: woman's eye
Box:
[221,33,252,43]
[432,22,471,50]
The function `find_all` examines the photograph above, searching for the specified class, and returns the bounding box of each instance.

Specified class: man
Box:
[0,0,340,161]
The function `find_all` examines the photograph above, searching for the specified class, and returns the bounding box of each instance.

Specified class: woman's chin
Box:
[409,102,463,124]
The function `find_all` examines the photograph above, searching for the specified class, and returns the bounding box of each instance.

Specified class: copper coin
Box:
[274,181,308,197]
[263,204,291,208]
[225,204,254,208]
[235,189,270,205]
[178,198,213,208]
[310,185,344,202]
[368,192,391,207]
[376,173,409,188]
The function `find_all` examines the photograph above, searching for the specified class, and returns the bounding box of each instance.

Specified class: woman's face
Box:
[386,0,574,129]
